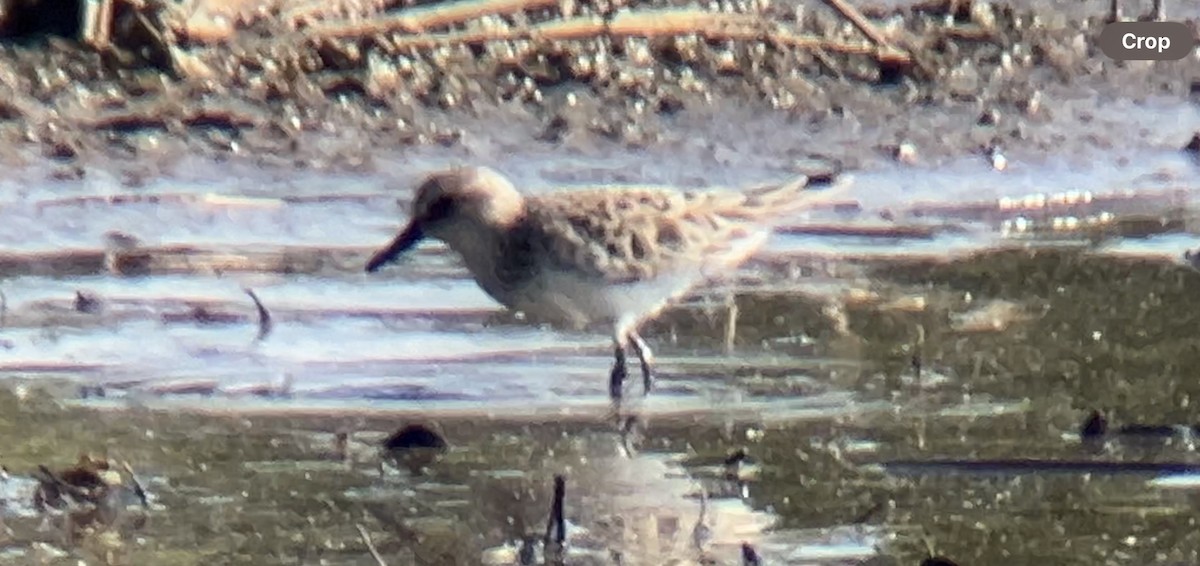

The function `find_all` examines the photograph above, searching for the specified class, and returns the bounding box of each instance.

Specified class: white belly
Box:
[505,268,702,331]
[474,225,771,332]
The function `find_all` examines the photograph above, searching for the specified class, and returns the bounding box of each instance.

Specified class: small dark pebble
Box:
[1080,409,1108,438]
[921,557,959,566]
[537,114,569,143]
[74,290,101,314]
[805,167,842,187]
[381,424,448,475]
[724,448,749,467]
[977,108,999,126]
[724,447,751,480]
[45,141,77,162]
[656,94,685,115]
[1186,248,1200,269]
[78,385,106,399]
[383,424,447,451]
[1184,133,1200,154]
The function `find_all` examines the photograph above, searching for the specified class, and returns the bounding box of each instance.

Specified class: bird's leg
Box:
[609,338,628,401]
[1108,0,1122,22]
[626,330,655,395]
[1152,0,1164,21]
[628,328,657,395]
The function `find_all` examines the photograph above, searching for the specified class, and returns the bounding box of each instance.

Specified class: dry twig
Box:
[314,9,910,65]
[355,523,390,566]
[821,0,921,71]
[309,0,561,35]
[822,0,890,47]
[81,0,115,50]
[243,288,274,341]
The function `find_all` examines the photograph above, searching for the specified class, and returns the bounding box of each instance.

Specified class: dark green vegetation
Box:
[4,246,1200,565]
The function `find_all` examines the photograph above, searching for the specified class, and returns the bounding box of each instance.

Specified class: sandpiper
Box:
[365,166,847,400]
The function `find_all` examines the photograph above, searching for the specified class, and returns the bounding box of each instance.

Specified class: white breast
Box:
[505,228,771,330]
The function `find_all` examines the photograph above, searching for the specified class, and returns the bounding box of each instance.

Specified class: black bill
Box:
[365,222,424,273]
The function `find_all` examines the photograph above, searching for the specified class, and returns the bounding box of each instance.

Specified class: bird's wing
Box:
[517,175,833,284]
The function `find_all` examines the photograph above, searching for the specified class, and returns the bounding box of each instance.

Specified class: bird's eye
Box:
[424,196,454,222]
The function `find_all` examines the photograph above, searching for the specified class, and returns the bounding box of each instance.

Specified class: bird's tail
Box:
[732,170,854,219]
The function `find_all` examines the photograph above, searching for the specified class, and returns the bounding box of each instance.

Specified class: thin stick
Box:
[81,0,114,50]
[821,0,917,71]
[355,523,389,566]
[308,0,562,35]
[821,0,891,47]
[308,8,909,65]
[119,459,151,509]
[243,288,274,341]
[543,475,566,546]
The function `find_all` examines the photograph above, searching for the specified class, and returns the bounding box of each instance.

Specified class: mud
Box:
[0,0,1197,180]
[2,246,1200,564]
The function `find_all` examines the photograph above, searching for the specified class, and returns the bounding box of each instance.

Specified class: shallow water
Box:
[2,134,1197,407]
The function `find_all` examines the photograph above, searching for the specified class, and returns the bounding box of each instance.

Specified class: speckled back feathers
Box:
[505,175,818,285]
